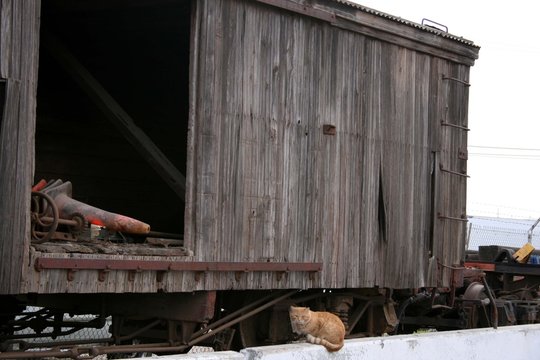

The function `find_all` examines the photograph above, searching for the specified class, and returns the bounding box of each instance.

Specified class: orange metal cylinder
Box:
[36,179,151,234]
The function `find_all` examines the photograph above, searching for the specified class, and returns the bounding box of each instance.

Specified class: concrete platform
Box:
[123,324,540,359]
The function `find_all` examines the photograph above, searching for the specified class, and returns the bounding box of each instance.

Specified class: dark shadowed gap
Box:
[35,1,192,234]
[378,165,387,243]
[0,79,5,133]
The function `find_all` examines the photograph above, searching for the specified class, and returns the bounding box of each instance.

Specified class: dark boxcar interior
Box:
[36,0,191,234]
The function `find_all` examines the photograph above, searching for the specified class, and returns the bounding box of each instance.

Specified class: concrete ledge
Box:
[131,324,540,359]
[127,350,243,360]
[242,324,540,360]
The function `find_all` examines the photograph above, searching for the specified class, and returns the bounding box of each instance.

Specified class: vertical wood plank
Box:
[0,0,40,294]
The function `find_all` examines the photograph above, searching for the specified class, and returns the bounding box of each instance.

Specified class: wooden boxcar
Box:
[0,0,479,356]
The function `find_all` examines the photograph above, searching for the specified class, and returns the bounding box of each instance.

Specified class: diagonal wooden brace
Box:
[42,31,186,201]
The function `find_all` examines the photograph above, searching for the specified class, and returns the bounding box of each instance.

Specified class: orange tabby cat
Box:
[289,306,345,352]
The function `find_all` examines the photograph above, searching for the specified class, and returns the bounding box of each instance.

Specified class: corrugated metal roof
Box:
[333,0,479,47]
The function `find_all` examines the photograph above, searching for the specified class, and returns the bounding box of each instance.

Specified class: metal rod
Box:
[0,341,174,359]
[145,231,183,239]
[439,164,469,178]
[190,290,284,339]
[437,213,468,222]
[41,216,79,227]
[117,319,163,343]
[0,349,74,359]
[527,217,540,243]
[442,75,470,86]
[440,120,470,131]
[4,336,114,351]
[187,289,298,346]
[421,18,448,33]
[482,276,498,329]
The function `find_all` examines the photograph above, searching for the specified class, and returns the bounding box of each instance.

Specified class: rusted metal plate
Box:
[107,291,216,322]
[494,263,540,277]
[464,262,495,271]
[466,261,540,277]
[35,291,217,323]
[34,258,322,273]
[322,124,336,135]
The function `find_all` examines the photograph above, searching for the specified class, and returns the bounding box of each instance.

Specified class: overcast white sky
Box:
[352,0,540,220]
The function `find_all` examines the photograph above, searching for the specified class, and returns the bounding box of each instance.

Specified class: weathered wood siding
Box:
[9,0,476,294]
[0,0,41,294]
[185,0,475,289]
[433,63,470,285]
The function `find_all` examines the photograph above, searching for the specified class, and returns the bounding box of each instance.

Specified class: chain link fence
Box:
[11,307,111,359]
[14,307,111,340]
[467,217,540,263]
[467,225,540,250]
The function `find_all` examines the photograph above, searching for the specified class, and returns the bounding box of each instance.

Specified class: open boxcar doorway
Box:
[35,0,192,236]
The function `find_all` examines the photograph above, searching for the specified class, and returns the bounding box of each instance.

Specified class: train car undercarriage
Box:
[2,259,539,360]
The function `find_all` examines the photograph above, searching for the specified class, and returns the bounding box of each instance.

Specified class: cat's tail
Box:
[306,334,344,352]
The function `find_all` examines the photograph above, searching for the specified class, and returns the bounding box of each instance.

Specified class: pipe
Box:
[528,217,540,244]
[190,290,283,340]
[482,276,498,329]
[186,289,298,346]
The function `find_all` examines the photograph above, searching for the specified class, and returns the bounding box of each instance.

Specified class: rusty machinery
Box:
[30,179,150,243]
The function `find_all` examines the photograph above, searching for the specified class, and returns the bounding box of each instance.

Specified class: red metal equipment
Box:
[31,179,150,242]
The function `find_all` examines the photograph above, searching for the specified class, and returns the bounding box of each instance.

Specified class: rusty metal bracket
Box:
[442,74,471,86]
[156,270,166,283]
[439,164,469,178]
[437,213,468,222]
[194,271,206,282]
[35,258,321,272]
[67,269,77,281]
[323,124,336,135]
[98,267,111,282]
[440,120,470,131]
[451,266,465,288]
[128,270,136,282]
[234,271,244,281]
[276,271,286,281]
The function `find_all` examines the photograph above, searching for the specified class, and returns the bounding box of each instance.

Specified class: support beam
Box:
[41,31,186,201]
